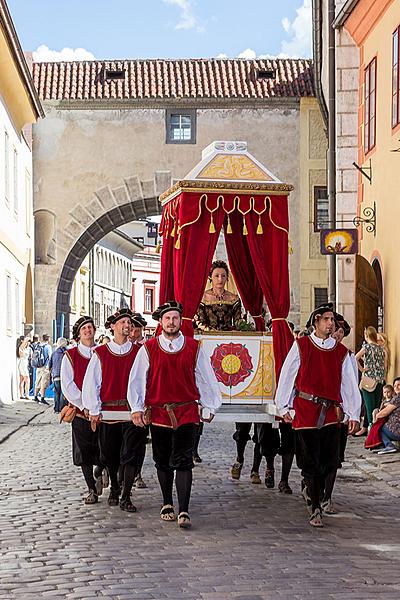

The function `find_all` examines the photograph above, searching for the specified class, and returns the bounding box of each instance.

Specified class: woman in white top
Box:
[17,336,32,399]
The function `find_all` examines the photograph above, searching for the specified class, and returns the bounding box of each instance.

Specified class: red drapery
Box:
[158,191,294,380]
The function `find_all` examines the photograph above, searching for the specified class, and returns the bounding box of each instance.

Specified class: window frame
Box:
[6,272,12,334]
[4,130,10,205]
[314,287,328,309]
[313,185,329,232]
[364,57,377,155]
[392,26,400,129]
[13,147,18,217]
[143,284,155,314]
[165,108,197,144]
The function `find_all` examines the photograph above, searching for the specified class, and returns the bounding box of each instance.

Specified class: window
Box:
[80,280,86,312]
[94,302,101,327]
[166,109,196,144]
[314,287,328,309]
[4,130,10,204]
[13,148,18,216]
[25,170,31,235]
[131,279,136,311]
[15,280,20,334]
[144,285,155,314]
[6,273,12,333]
[364,57,376,154]
[313,186,329,231]
[392,26,400,128]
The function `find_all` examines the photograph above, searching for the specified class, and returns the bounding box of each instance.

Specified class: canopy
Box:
[158,141,294,380]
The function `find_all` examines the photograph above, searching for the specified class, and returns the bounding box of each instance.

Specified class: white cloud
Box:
[217,1,312,60]
[216,53,228,60]
[33,44,95,62]
[280,0,312,58]
[237,48,257,60]
[162,0,204,32]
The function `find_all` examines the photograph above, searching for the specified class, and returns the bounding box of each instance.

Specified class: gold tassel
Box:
[175,233,181,249]
[209,215,216,234]
[155,240,161,254]
[226,216,233,234]
[288,238,293,254]
[243,217,248,236]
[256,217,263,235]
[170,224,175,238]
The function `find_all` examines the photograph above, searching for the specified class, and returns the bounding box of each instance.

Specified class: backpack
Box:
[31,344,46,368]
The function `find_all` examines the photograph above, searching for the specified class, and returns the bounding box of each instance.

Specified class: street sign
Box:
[320,229,358,255]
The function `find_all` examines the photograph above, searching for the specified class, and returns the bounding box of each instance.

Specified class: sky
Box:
[7,0,312,62]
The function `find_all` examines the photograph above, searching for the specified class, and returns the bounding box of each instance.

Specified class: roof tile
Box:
[32,58,315,101]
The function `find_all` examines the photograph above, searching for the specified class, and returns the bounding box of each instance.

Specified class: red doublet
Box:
[94,343,138,410]
[293,336,348,429]
[65,347,91,416]
[145,336,200,428]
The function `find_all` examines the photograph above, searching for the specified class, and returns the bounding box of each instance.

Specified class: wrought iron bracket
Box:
[353,159,372,183]
[352,201,376,237]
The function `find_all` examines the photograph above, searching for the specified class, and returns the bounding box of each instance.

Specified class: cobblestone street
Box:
[1,409,400,600]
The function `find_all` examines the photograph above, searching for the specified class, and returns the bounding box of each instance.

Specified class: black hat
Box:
[131,312,147,328]
[306,303,334,329]
[334,312,351,337]
[152,300,183,321]
[72,315,95,341]
[105,308,136,330]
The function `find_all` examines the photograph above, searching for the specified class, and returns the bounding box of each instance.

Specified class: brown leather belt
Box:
[298,391,342,429]
[163,400,198,430]
[102,399,129,409]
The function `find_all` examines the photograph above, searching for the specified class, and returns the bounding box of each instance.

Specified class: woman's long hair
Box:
[364,325,378,344]
[16,335,24,358]
[378,332,391,375]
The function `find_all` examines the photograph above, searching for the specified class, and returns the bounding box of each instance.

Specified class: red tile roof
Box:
[32,58,314,101]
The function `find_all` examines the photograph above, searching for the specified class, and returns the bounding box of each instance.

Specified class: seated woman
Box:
[375,377,400,455]
[195,260,242,331]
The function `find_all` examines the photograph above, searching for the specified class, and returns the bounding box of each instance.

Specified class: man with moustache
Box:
[274,303,361,527]
[82,308,147,513]
[60,315,103,504]
[128,301,222,528]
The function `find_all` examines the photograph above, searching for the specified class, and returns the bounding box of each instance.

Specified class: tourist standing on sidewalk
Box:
[49,337,68,413]
[33,334,52,405]
[17,336,32,399]
[355,326,385,435]
[60,316,103,504]
[274,303,361,528]
[128,301,222,528]
[82,308,147,513]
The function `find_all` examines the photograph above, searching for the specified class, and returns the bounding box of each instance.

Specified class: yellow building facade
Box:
[345,0,400,378]
[299,97,329,328]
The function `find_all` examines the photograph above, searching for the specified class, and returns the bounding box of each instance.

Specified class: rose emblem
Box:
[210,343,253,387]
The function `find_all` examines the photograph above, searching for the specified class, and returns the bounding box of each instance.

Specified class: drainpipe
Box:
[328,0,336,308]
[312,0,328,128]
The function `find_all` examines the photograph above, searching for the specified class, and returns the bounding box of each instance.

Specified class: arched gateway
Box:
[34,171,171,336]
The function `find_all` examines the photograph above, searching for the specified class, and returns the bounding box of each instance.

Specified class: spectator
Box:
[17,336,32,399]
[355,326,385,435]
[376,377,400,454]
[372,384,394,423]
[377,332,391,380]
[28,335,39,394]
[49,337,68,413]
[33,334,52,405]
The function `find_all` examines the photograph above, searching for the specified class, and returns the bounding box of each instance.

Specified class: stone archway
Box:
[34,171,172,336]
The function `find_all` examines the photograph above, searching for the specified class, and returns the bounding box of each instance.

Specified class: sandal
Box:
[309,508,324,527]
[135,475,147,489]
[84,490,98,505]
[231,461,243,480]
[160,504,176,522]
[278,480,293,494]
[321,499,336,514]
[177,512,191,528]
[264,468,275,489]
[119,497,137,513]
[250,471,261,484]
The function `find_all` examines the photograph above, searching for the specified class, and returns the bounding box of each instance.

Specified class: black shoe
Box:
[193,454,202,464]
[119,497,137,513]
[33,396,40,403]
[108,488,120,506]
[40,398,49,405]
[264,469,275,489]
[278,480,293,494]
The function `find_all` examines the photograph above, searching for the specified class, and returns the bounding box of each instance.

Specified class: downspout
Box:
[327,0,336,307]
[312,0,328,128]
